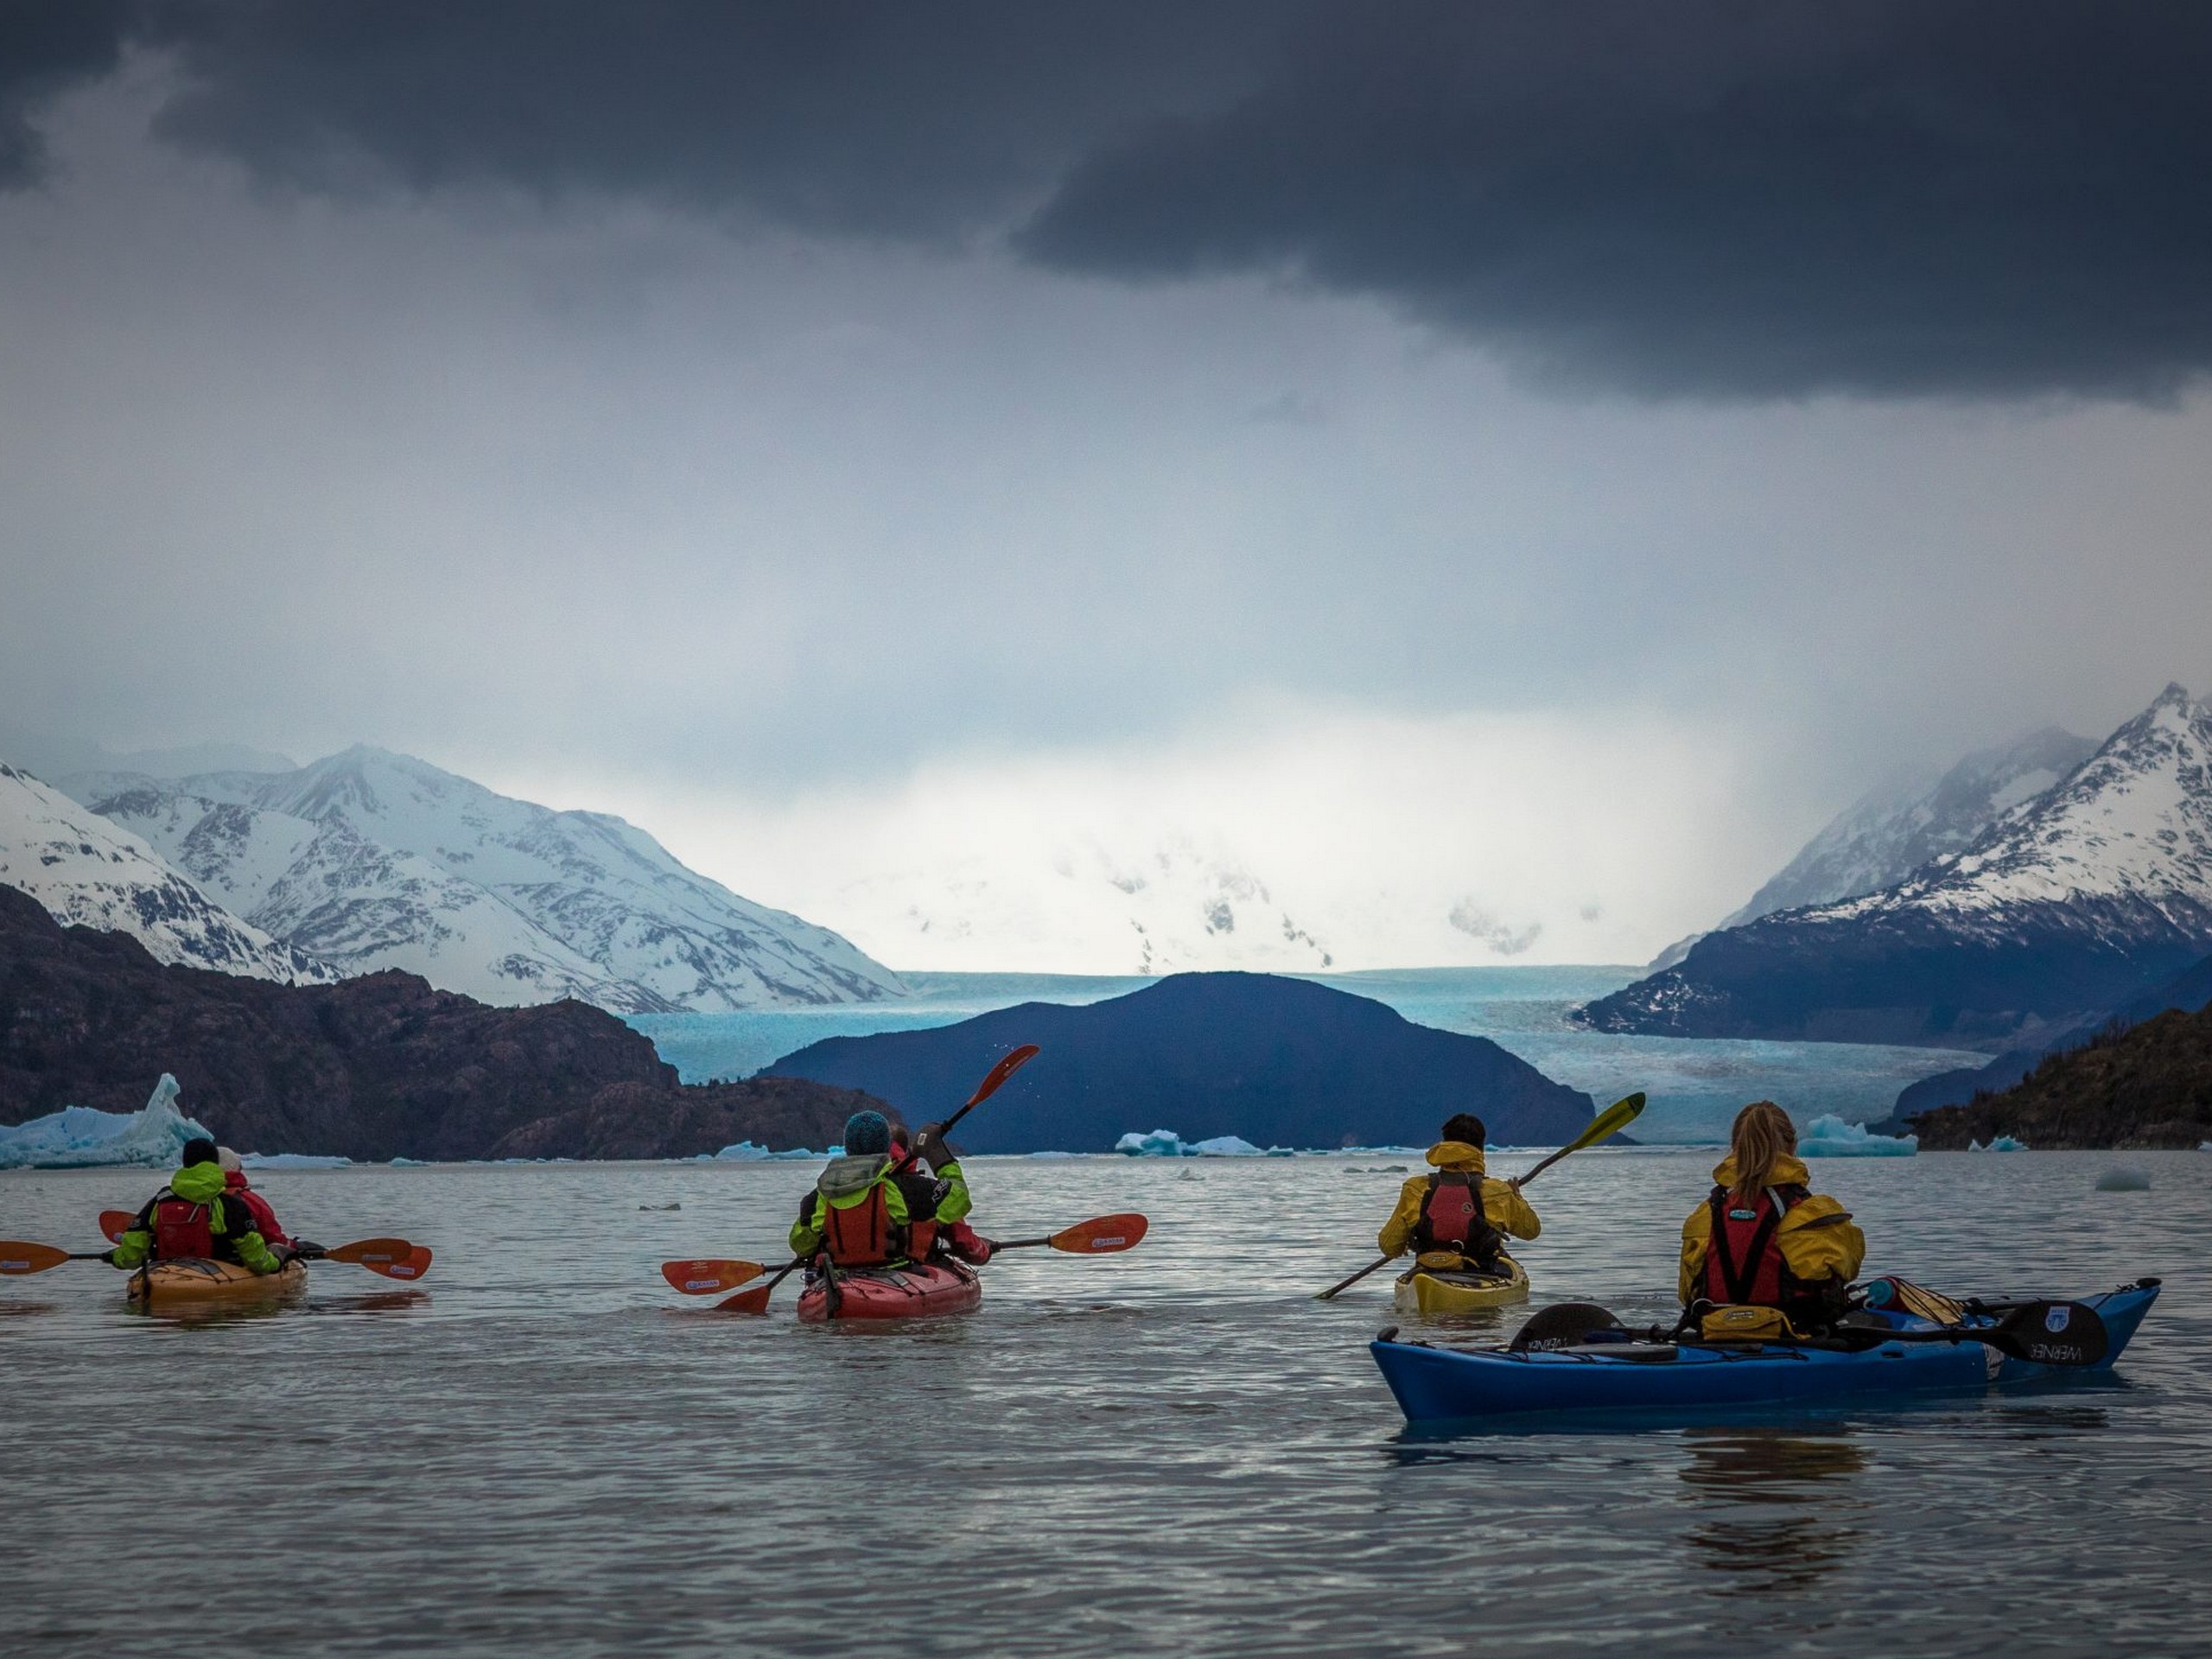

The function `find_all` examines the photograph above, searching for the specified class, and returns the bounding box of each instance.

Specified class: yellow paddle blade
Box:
[1571,1091,1647,1151]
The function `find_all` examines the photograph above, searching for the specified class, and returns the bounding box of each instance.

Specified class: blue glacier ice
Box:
[240,1152,353,1170]
[0,1076,209,1169]
[1796,1114,1917,1157]
[1114,1129,1293,1157]
[1968,1135,2028,1152]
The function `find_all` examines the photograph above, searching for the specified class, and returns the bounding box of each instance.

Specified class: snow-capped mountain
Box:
[1583,686,2212,1046]
[0,761,331,984]
[1649,725,2096,969]
[824,834,1336,976]
[70,747,904,1013]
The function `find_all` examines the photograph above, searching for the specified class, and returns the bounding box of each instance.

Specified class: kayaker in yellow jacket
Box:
[1378,1114,1541,1272]
[1681,1100,1866,1332]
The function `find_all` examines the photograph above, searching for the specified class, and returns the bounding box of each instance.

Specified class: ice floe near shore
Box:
[1969,1135,2028,1152]
[0,1075,209,1169]
[1796,1114,1917,1157]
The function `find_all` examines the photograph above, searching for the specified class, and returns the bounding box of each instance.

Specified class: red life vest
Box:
[226,1173,289,1245]
[821,1183,904,1268]
[1413,1172,1504,1266]
[153,1196,217,1261]
[1700,1186,1803,1306]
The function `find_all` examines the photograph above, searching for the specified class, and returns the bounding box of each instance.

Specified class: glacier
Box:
[0,1075,210,1169]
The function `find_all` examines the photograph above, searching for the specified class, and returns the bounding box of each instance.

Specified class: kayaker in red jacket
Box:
[217,1147,290,1246]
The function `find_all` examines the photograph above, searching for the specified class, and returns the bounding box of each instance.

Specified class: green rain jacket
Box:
[111,1160,284,1274]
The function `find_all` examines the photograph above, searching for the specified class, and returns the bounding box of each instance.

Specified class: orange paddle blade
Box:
[715,1284,775,1314]
[1049,1213,1148,1254]
[365,1246,434,1281]
[0,1243,70,1274]
[660,1258,766,1295]
[324,1238,417,1269]
[964,1043,1040,1108]
[99,1210,134,1245]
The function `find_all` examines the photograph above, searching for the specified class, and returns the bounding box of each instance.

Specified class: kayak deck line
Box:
[1370,1279,2162,1429]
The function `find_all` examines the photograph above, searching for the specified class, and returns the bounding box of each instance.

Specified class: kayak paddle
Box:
[716,1258,804,1315]
[99,1210,133,1244]
[0,1242,115,1274]
[314,1239,434,1281]
[993,1213,1148,1253]
[1838,1300,2110,1368]
[888,1043,1040,1178]
[660,1258,769,1295]
[1315,1092,1648,1300]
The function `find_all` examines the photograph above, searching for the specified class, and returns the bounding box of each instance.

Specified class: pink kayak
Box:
[796,1260,982,1323]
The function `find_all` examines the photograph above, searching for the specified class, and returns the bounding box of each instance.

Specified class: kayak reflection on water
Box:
[1678,1428,1871,1597]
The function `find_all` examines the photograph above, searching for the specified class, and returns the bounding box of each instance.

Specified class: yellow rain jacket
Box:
[1378,1141,1541,1259]
[1678,1153,1866,1305]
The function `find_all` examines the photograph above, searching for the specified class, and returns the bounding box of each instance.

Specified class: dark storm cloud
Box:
[0,0,130,187]
[25,1,2212,398]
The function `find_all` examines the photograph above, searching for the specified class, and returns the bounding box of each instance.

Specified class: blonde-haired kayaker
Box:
[1680,1101,1866,1333]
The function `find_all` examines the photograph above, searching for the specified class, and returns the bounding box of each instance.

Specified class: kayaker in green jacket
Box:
[110,1137,288,1274]
[791,1111,918,1268]
[895,1122,994,1266]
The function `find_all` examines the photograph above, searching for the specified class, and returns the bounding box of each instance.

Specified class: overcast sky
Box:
[4,3,2209,971]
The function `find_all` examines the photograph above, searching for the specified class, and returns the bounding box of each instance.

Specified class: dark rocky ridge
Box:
[768,970,1597,1154]
[1905,1004,2212,1150]
[0,883,887,1160]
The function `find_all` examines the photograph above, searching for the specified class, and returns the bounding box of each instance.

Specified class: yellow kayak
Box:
[1393,1255,1531,1317]
[127,1257,308,1309]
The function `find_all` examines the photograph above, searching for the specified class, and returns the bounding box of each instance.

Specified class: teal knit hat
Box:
[842,1111,891,1155]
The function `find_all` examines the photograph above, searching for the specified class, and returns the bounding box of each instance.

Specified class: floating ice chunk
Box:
[1968,1135,2028,1152]
[712,1140,774,1161]
[390,1156,429,1167]
[2094,1167,2152,1192]
[0,1075,210,1169]
[238,1152,353,1170]
[1116,1128,1192,1156]
[1026,1150,1078,1160]
[1114,1129,1290,1157]
[1796,1115,1917,1158]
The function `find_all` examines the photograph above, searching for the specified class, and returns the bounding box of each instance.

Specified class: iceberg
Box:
[705,1141,827,1162]
[0,1075,210,1170]
[1114,1129,1292,1157]
[1796,1115,1917,1158]
[239,1152,353,1170]
[1968,1135,2028,1152]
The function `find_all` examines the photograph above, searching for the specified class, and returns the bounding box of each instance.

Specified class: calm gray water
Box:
[4,1147,2206,1657]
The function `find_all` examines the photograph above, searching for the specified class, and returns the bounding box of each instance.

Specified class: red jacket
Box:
[224,1170,289,1246]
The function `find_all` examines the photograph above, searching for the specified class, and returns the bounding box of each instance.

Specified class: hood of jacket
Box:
[817,1152,891,1201]
[1711,1153,1813,1190]
[168,1162,227,1204]
[1426,1141,1487,1174]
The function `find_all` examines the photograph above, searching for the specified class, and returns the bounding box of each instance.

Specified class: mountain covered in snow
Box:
[825,834,1338,976]
[0,760,329,983]
[1582,686,2212,1046]
[67,747,904,1013]
[1649,725,2097,970]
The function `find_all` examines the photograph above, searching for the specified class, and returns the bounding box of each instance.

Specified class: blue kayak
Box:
[1371,1280,2161,1429]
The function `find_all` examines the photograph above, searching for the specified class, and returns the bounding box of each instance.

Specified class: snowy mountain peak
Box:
[0,761,332,984]
[68,747,904,1013]
[1821,687,2212,925]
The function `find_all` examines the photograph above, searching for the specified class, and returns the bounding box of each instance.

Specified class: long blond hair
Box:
[1727,1101,1796,1199]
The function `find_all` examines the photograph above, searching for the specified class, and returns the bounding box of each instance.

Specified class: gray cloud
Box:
[12,2,2194,400]
[0,0,130,188]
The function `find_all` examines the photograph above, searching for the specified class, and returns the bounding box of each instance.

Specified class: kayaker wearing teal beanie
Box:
[110,1136,288,1275]
[790,1110,913,1267]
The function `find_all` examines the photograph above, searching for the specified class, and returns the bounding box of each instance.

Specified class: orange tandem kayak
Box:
[126,1256,308,1308]
[796,1260,982,1323]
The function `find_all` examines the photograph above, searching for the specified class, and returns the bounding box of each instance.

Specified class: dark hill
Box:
[764,971,1597,1154]
[1886,947,2212,1128]
[0,883,886,1160]
[1904,1003,2212,1150]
